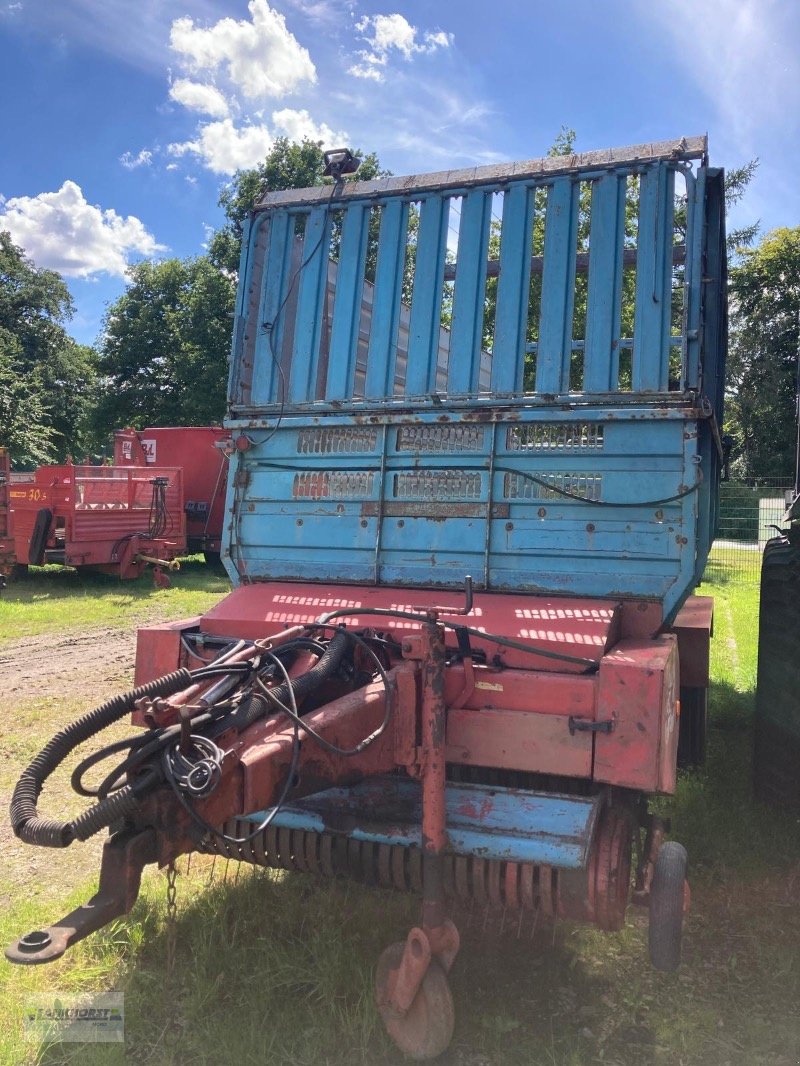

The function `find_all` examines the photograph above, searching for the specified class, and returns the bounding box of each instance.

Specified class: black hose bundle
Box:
[10,669,191,848]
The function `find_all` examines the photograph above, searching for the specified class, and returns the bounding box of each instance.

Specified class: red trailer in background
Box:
[0,448,14,583]
[114,427,229,561]
[7,463,185,581]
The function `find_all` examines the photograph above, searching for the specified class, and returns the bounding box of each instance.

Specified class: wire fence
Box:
[705,477,796,583]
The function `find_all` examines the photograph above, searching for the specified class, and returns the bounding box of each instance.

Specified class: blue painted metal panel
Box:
[584,175,626,392]
[448,190,492,394]
[364,199,409,398]
[243,777,602,869]
[405,196,450,396]
[222,143,725,618]
[536,179,579,394]
[632,166,676,392]
[288,208,331,404]
[491,184,535,394]
[325,204,370,400]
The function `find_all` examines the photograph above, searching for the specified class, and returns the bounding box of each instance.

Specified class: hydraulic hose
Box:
[10,669,191,848]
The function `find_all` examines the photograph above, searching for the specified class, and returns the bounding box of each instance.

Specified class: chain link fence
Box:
[705,477,796,583]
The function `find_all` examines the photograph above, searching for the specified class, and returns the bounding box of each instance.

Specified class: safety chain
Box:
[165,861,178,978]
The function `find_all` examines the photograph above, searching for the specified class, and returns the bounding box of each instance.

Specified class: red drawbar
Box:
[200,582,622,673]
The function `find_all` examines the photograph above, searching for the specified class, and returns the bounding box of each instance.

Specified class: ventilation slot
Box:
[296,427,379,454]
[293,471,375,499]
[503,472,602,501]
[394,471,482,500]
[506,423,604,451]
[396,425,485,452]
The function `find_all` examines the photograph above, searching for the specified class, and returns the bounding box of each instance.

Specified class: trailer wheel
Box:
[7,563,28,583]
[677,686,707,768]
[28,508,53,565]
[203,550,222,567]
[375,942,454,1060]
[648,841,687,971]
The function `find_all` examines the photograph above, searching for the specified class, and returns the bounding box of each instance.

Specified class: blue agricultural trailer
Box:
[8,135,726,1060]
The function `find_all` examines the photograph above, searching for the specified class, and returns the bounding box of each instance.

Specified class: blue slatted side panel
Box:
[632,165,676,392]
[325,204,370,400]
[490,185,535,393]
[251,211,292,405]
[583,174,626,392]
[448,190,492,394]
[364,199,409,398]
[288,208,331,404]
[229,215,252,405]
[406,196,450,395]
[536,179,579,393]
[683,168,705,389]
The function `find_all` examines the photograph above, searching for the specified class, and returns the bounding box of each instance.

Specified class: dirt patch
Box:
[0,625,147,700]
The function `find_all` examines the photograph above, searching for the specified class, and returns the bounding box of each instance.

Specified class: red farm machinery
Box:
[113,426,229,562]
[7,462,186,584]
[7,137,726,1059]
[0,447,14,585]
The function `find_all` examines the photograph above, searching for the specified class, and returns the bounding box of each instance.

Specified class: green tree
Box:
[0,231,97,465]
[726,227,800,480]
[209,138,386,276]
[95,256,235,433]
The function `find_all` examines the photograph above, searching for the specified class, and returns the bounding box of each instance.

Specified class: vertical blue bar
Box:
[535,178,579,394]
[448,190,492,394]
[583,174,626,392]
[325,204,369,400]
[229,215,252,405]
[288,207,331,404]
[364,199,409,399]
[632,164,675,392]
[683,168,705,389]
[490,184,534,394]
[405,195,450,396]
[252,210,291,404]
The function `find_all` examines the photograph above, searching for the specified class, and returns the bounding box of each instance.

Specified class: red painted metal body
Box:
[114,427,228,556]
[0,447,14,579]
[8,463,186,578]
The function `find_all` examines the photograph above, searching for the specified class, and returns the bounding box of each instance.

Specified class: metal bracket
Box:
[568,716,614,736]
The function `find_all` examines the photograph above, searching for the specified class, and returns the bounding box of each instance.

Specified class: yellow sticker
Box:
[475,680,504,692]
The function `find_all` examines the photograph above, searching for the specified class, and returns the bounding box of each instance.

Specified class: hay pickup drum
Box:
[7,136,726,1059]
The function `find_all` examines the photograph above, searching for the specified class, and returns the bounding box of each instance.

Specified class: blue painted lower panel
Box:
[243,776,602,870]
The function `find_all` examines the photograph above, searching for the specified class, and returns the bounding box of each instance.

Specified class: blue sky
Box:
[1,0,798,347]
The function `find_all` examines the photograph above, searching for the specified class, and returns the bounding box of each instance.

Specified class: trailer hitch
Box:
[5,828,157,965]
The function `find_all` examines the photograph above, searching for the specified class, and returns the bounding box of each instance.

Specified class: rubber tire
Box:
[375,942,455,1061]
[649,841,687,972]
[28,507,52,565]
[677,686,707,768]
[754,535,800,807]
[7,562,28,582]
[203,550,221,567]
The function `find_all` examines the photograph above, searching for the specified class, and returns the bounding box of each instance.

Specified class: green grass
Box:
[1,567,799,1065]
[0,559,231,643]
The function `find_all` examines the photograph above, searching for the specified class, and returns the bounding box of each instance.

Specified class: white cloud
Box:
[348,13,453,82]
[169,77,230,118]
[0,181,165,278]
[169,118,273,174]
[119,148,153,170]
[271,108,346,146]
[170,0,316,100]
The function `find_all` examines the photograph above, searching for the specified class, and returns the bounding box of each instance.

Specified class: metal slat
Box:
[632,165,676,392]
[251,211,291,405]
[536,178,580,393]
[490,185,534,393]
[448,190,492,394]
[683,168,705,389]
[364,199,409,398]
[405,196,450,396]
[583,174,626,392]
[288,207,331,404]
[325,204,370,400]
